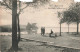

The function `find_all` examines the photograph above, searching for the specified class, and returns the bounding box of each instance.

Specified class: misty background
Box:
[0,0,80,33]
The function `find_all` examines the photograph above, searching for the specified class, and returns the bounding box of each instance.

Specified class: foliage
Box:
[0,0,50,13]
[26,23,38,34]
[60,2,80,34]
[61,2,80,24]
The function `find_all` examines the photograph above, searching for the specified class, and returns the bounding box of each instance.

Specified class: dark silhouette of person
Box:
[51,29,53,34]
[41,27,45,35]
[43,27,45,35]
[49,29,53,37]
[44,27,45,34]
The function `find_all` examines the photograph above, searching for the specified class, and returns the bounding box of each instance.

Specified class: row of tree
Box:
[58,2,80,35]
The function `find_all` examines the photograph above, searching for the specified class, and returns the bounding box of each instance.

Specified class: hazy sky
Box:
[0,0,79,28]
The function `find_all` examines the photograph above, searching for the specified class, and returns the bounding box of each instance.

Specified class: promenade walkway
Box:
[21,33,80,50]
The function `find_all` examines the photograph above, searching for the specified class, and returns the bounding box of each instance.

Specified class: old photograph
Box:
[0,0,80,52]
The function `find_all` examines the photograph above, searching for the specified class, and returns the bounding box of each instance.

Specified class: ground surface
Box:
[0,33,80,52]
[21,33,80,49]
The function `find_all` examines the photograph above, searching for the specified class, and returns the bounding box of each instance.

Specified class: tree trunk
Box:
[17,1,21,43]
[60,23,61,36]
[77,21,79,35]
[12,0,18,51]
[17,14,21,42]
[68,24,69,33]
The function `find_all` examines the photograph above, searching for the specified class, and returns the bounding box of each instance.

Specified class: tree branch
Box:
[18,5,28,15]
[3,0,12,10]
[4,9,12,15]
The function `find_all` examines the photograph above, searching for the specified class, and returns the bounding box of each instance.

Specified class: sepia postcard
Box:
[0,0,80,52]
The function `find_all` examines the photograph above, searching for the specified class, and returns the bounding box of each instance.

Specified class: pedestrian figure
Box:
[43,27,45,35]
[49,29,57,37]
[41,27,43,35]
[41,27,45,35]
[49,29,53,37]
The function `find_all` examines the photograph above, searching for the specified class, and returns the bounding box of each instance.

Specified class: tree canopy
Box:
[61,2,80,24]
[0,0,50,13]
[60,2,80,34]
